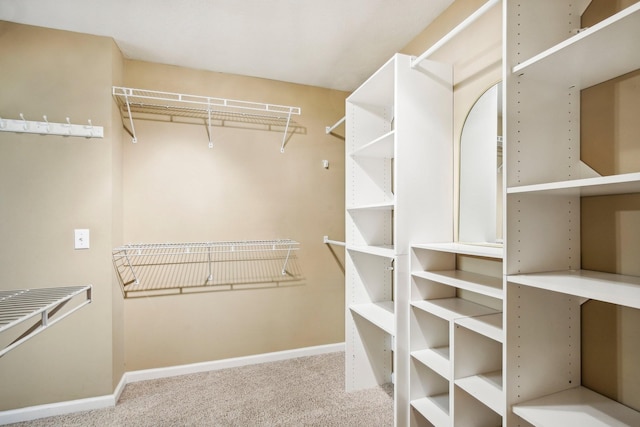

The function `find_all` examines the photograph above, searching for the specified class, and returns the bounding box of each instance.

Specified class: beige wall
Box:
[120,60,347,370]
[0,22,123,409]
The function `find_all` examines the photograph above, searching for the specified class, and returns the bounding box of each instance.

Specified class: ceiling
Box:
[0,0,454,92]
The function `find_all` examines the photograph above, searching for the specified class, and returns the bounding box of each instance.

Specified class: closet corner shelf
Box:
[0,285,92,358]
[112,86,301,151]
[513,386,640,427]
[112,239,301,297]
[512,3,640,89]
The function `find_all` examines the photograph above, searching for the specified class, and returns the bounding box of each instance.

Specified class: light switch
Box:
[74,229,90,249]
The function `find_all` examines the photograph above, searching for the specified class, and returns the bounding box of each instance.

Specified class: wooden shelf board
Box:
[347,200,395,211]
[411,298,499,322]
[350,301,395,335]
[411,347,451,380]
[347,244,395,258]
[350,130,395,158]
[508,269,640,310]
[455,370,504,416]
[454,313,503,343]
[413,242,503,259]
[512,3,640,90]
[411,394,450,426]
[412,270,503,300]
[513,386,640,427]
[507,172,640,197]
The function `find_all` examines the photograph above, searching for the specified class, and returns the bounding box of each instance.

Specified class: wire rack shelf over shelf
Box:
[112,86,301,151]
[0,285,92,358]
[112,239,302,298]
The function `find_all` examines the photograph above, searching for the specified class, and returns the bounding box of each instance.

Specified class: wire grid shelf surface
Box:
[112,87,301,124]
[112,240,302,297]
[0,285,92,357]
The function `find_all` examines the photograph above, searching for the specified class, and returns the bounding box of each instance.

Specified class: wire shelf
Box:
[112,240,302,297]
[0,285,92,357]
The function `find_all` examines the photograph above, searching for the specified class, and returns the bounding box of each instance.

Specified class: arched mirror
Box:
[458,82,503,245]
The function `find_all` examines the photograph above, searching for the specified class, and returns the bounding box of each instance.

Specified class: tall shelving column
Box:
[504,1,640,426]
[345,53,452,427]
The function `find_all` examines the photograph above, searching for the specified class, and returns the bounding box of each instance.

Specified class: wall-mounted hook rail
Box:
[112,86,301,151]
[325,116,345,134]
[0,114,104,138]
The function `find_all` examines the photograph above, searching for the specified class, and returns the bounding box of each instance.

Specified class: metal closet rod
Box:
[326,116,345,134]
[411,0,501,67]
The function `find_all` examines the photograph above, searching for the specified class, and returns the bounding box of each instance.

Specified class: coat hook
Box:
[0,116,5,130]
[43,115,50,132]
[19,113,28,130]
[66,117,72,134]
[86,119,94,137]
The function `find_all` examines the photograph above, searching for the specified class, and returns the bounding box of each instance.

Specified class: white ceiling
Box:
[0,0,454,91]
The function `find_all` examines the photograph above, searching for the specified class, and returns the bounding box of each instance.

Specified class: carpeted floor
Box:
[9,352,393,426]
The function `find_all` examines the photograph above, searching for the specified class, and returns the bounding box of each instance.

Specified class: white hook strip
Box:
[0,115,104,138]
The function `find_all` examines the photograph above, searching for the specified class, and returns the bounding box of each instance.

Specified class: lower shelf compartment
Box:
[513,386,640,427]
[350,301,395,335]
[411,347,450,380]
[411,394,450,427]
[455,370,504,416]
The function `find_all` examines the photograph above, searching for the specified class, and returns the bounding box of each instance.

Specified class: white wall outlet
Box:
[74,229,90,249]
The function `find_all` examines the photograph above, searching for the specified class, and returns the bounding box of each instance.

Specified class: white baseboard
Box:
[0,342,345,425]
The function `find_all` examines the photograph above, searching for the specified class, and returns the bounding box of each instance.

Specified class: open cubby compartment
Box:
[347,154,394,208]
[410,304,451,381]
[347,310,394,391]
[409,358,451,427]
[346,203,393,250]
[453,315,504,418]
[506,282,640,426]
[346,250,395,330]
[411,244,504,303]
[453,386,502,427]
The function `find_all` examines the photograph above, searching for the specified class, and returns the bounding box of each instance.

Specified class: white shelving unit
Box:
[409,243,504,426]
[505,1,640,425]
[345,53,452,427]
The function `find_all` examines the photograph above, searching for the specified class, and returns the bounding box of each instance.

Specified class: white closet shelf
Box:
[0,285,92,357]
[454,313,503,343]
[349,301,395,335]
[508,269,640,309]
[411,347,451,380]
[112,239,301,297]
[411,394,450,426]
[411,298,499,322]
[349,130,395,158]
[507,172,640,197]
[512,3,640,89]
[455,370,504,416]
[413,242,503,259]
[413,270,503,300]
[112,86,301,151]
[346,244,395,258]
[348,56,395,106]
[347,200,395,211]
[513,386,640,427]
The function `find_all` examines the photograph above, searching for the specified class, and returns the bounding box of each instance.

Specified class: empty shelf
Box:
[346,244,395,258]
[454,313,503,343]
[411,394,450,426]
[0,285,92,357]
[349,130,395,158]
[350,301,395,335]
[513,386,640,427]
[411,298,499,322]
[413,242,503,259]
[506,172,640,197]
[413,270,503,300]
[411,347,451,380]
[455,370,504,416]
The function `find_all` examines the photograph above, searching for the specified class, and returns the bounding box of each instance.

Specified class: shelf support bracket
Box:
[280,109,293,153]
[123,89,138,143]
[207,103,213,149]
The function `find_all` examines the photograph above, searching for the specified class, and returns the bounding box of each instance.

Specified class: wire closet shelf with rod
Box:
[112,239,302,298]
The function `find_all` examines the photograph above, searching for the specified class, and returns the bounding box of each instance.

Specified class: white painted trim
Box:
[0,342,345,425]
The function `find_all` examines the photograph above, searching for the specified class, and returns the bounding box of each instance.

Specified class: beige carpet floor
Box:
[9,351,393,426]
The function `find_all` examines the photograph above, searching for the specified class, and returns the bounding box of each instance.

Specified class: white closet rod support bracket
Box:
[0,114,104,138]
[411,0,501,67]
[325,116,345,134]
